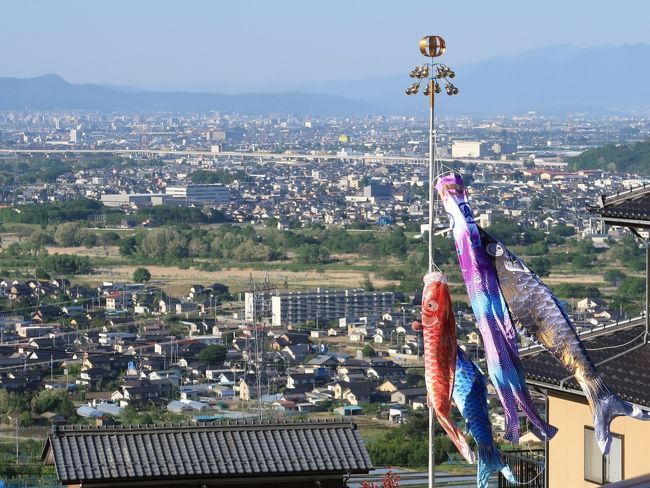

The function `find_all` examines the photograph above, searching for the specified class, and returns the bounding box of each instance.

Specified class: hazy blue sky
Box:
[3,0,650,89]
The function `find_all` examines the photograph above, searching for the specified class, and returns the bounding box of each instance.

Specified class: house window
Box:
[584,427,623,484]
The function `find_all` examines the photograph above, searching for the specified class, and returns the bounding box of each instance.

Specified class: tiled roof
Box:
[522,321,650,407]
[43,418,372,484]
[587,184,650,226]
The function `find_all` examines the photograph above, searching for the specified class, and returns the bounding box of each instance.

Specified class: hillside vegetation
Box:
[568,138,650,173]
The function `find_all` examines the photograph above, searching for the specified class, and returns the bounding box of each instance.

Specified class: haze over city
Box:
[0,2,649,488]
[3,0,650,90]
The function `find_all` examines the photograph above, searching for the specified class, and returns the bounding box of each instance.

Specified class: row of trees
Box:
[0,389,78,427]
[117,224,432,266]
[0,200,229,228]
[0,243,93,275]
[0,198,108,225]
[366,411,461,467]
[190,169,250,185]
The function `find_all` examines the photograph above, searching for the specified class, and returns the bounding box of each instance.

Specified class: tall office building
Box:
[69,128,80,143]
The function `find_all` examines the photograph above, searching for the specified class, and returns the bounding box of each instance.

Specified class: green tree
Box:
[361,274,375,292]
[527,241,548,256]
[208,282,230,298]
[571,253,594,270]
[119,236,139,256]
[618,276,645,298]
[197,345,227,365]
[28,230,55,247]
[140,228,188,260]
[33,267,51,280]
[362,344,377,357]
[41,254,93,274]
[230,240,276,262]
[295,244,330,264]
[54,222,88,247]
[528,256,551,277]
[30,390,76,418]
[19,410,33,427]
[378,228,408,257]
[133,267,152,283]
[603,269,625,286]
[98,231,121,246]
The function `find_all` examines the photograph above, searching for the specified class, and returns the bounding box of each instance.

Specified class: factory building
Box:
[165,184,230,205]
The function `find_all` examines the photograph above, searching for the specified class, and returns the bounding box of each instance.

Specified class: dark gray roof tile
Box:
[43,419,371,484]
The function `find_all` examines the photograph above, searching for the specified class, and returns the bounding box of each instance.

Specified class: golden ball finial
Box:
[419,35,446,58]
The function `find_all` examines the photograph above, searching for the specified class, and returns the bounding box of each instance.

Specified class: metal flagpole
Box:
[405,35,458,488]
[428,73,436,488]
[428,76,436,274]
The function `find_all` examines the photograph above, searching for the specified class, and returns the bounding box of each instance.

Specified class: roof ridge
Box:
[602,183,650,206]
[52,417,355,435]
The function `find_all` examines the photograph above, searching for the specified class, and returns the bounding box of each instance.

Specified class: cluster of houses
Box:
[0,274,442,427]
[0,273,612,433]
[0,278,226,318]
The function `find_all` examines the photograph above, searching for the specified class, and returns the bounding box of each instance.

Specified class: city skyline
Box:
[3,0,650,90]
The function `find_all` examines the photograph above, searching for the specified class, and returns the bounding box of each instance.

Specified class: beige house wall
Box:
[547,390,650,488]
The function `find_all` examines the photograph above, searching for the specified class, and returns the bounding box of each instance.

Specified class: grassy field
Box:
[0,228,624,302]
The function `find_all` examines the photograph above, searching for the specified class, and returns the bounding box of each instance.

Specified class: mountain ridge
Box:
[0,74,381,116]
[1,44,649,115]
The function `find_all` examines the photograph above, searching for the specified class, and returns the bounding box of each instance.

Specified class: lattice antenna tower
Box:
[246,273,264,420]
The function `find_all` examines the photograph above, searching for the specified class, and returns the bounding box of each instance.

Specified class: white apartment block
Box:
[245,288,395,326]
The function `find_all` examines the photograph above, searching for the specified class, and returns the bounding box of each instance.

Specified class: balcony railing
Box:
[498,449,545,488]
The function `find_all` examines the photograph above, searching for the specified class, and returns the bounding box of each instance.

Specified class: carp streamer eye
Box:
[486,243,504,257]
[426,301,438,312]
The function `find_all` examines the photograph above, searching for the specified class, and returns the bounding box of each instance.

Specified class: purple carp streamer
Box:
[436,174,557,443]
[480,227,650,454]
[453,346,516,488]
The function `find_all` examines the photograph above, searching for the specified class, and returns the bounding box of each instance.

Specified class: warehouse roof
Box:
[42,418,372,486]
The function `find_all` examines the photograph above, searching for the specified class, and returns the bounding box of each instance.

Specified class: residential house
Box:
[342,382,374,406]
[286,373,314,390]
[282,343,311,361]
[106,292,132,310]
[391,387,427,405]
[523,322,650,486]
[79,368,117,388]
[113,378,171,408]
[9,283,32,301]
[377,379,406,394]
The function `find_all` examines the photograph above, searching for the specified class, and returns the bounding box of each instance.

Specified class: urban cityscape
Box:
[0,2,650,488]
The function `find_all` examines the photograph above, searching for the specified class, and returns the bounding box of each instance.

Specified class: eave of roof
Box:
[587,183,650,227]
[42,418,372,484]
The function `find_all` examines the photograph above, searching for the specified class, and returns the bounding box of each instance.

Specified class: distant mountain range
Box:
[1,44,649,116]
[0,74,378,116]
[295,44,650,115]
